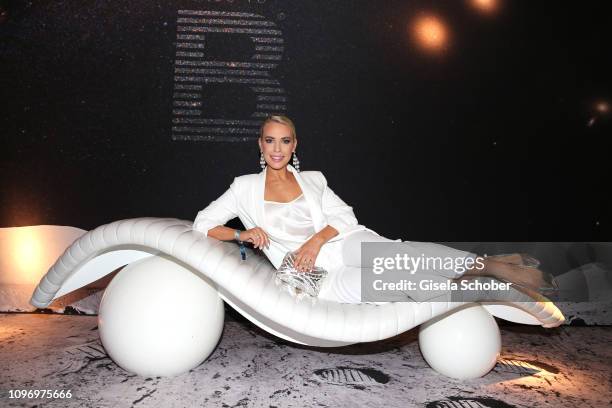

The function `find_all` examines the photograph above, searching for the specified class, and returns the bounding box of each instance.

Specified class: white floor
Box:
[1,309,610,408]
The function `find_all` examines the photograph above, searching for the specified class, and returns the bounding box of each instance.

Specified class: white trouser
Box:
[329,230,479,304]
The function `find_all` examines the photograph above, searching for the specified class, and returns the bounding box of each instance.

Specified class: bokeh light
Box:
[586,99,610,127]
[410,15,449,53]
[595,100,609,114]
[470,0,499,13]
[11,228,47,283]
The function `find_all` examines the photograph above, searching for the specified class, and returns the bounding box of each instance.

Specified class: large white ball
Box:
[418,304,501,379]
[98,255,224,377]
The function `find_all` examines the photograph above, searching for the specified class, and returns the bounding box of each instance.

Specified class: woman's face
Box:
[258,122,297,170]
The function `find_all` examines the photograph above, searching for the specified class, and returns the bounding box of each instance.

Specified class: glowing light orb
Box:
[470,0,499,13]
[411,15,449,53]
[12,228,47,283]
[595,101,609,114]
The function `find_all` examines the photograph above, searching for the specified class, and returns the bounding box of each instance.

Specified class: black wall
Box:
[2,0,610,241]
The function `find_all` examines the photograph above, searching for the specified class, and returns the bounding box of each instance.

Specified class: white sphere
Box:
[418,304,501,379]
[98,255,224,377]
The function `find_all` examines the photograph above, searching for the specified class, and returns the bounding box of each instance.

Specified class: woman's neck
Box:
[266,165,292,182]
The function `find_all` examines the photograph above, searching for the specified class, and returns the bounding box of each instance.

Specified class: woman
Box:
[193,115,557,304]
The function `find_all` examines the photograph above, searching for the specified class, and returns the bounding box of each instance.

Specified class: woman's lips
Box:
[271,156,284,162]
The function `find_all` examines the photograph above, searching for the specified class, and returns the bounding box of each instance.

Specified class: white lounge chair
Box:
[29,218,566,375]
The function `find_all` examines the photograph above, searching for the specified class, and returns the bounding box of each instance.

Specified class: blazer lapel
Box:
[255,166,266,230]
[287,164,325,229]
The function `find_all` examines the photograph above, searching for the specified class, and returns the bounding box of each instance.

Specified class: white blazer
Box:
[193,164,375,269]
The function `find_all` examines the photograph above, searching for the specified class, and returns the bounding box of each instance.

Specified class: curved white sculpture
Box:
[30,218,566,377]
[419,304,501,379]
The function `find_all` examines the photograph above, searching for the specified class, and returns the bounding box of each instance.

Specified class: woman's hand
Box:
[294,236,325,272]
[240,227,270,250]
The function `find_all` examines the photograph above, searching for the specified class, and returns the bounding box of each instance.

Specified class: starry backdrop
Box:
[1,0,610,242]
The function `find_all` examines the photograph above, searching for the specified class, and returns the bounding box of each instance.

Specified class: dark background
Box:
[1,0,610,241]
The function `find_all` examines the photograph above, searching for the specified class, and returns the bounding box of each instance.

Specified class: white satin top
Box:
[262,193,375,302]
[263,193,316,254]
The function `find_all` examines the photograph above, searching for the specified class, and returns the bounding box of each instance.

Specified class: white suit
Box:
[193,164,379,271]
[193,164,478,303]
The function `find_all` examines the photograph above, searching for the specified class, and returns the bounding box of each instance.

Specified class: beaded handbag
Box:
[274,250,328,301]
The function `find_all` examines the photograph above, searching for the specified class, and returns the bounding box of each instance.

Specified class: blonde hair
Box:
[259,115,297,140]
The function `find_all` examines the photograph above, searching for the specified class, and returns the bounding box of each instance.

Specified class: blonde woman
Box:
[193,115,557,303]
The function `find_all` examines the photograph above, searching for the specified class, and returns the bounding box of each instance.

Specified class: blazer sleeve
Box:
[319,172,358,234]
[192,177,240,237]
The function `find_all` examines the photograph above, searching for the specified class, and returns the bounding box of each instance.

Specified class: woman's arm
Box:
[294,172,357,271]
[206,225,241,241]
[193,178,270,249]
[310,225,339,246]
[206,225,270,250]
[193,178,240,238]
[294,225,339,272]
[320,172,359,234]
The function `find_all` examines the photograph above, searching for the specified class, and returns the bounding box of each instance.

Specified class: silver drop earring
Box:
[292,151,300,172]
[260,152,266,169]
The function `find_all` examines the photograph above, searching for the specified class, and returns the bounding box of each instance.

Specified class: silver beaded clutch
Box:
[274,250,328,300]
